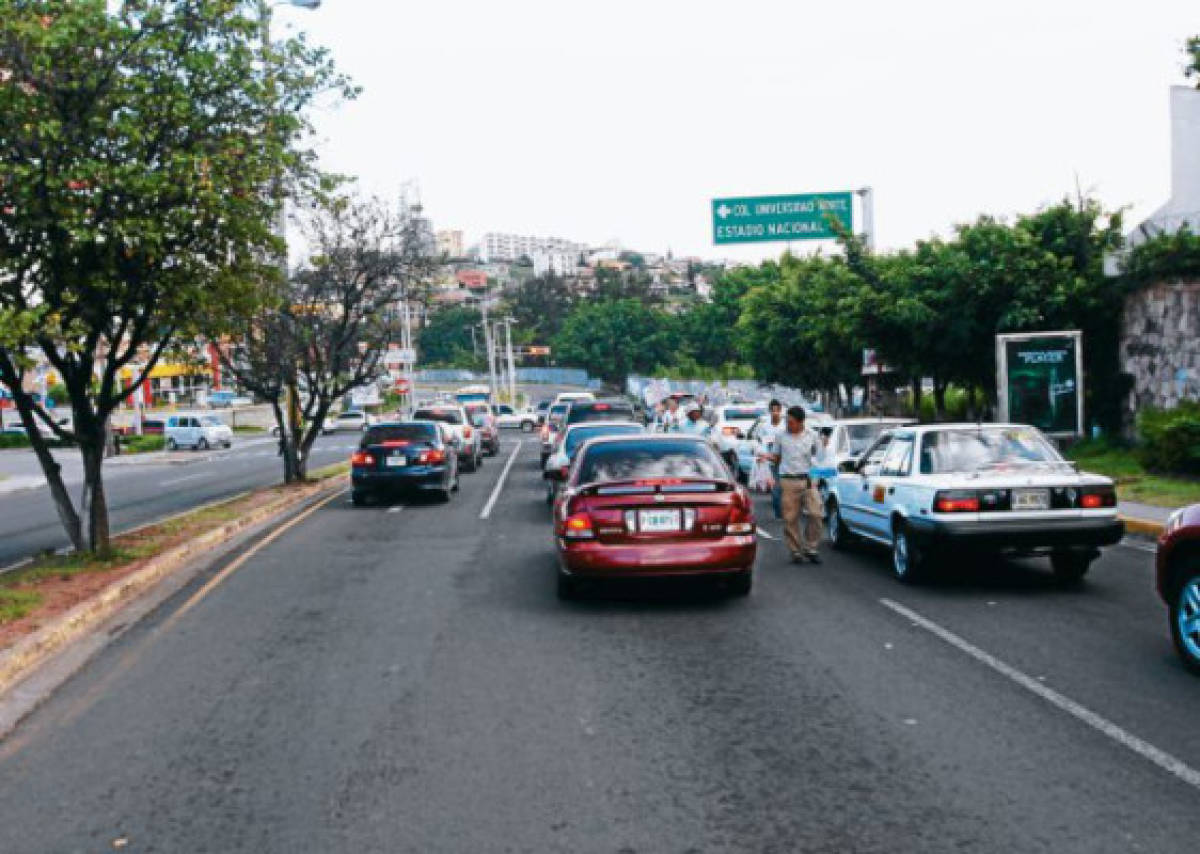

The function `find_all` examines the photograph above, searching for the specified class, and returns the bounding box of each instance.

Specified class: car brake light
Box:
[380,440,409,447]
[463,426,472,438]
[934,491,980,513]
[727,489,755,533]
[722,425,739,437]
[351,451,374,467]
[1080,489,1116,509]
[562,513,594,539]
[421,449,446,464]
[560,465,570,479]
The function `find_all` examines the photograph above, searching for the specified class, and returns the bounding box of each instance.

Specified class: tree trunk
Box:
[910,377,923,420]
[933,380,948,422]
[270,400,302,484]
[16,405,85,551]
[79,439,111,554]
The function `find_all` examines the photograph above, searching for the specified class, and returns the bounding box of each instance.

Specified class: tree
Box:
[0,0,349,552]
[675,263,775,371]
[1187,35,1200,83]
[554,299,675,387]
[502,272,574,342]
[218,193,435,482]
[419,305,483,368]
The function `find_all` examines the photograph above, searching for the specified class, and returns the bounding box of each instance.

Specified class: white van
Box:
[552,391,595,406]
[165,414,233,451]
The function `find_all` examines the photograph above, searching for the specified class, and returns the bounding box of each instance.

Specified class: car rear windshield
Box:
[919,427,1064,474]
[365,424,438,444]
[564,424,644,456]
[577,439,727,484]
[566,402,635,424]
[723,407,765,421]
[413,408,464,425]
[845,423,894,454]
[548,404,570,422]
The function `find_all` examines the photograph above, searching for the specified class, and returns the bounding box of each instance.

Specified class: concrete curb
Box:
[1120,515,1165,539]
[0,476,346,700]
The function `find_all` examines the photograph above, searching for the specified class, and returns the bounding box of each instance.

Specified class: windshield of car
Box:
[564,424,644,456]
[413,408,464,425]
[566,402,635,424]
[548,404,570,424]
[200,416,224,426]
[919,427,1065,474]
[364,424,437,444]
[576,439,727,484]
[337,412,362,420]
[845,423,895,455]
[722,407,765,421]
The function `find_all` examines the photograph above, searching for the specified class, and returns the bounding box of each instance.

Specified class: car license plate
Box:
[386,455,407,467]
[638,509,681,532]
[1012,488,1049,511]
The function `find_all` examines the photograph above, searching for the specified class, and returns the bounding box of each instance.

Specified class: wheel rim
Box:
[893,531,909,576]
[1177,578,1200,662]
[827,506,839,543]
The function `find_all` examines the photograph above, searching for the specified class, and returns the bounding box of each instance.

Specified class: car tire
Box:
[556,572,578,601]
[827,498,854,550]
[351,490,367,507]
[437,485,452,503]
[727,572,753,597]
[166,438,177,451]
[1168,566,1200,674]
[224,441,232,449]
[1051,551,1092,585]
[197,438,208,451]
[891,523,926,584]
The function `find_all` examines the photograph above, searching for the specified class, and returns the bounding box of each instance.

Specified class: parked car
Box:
[535,399,552,426]
[552,434,756,600]
[495,404,537,432]
[333,410,373,432]
[413,405,482,472]
[206,390,250,408]
[1156,504,1200,673]
[540,402,571,467]
[270,415,336,438]
[350,421,458,506]
[165,414,232,451]
[826,423,1124,583]
[542,420,645,505]
[463,402,502,455]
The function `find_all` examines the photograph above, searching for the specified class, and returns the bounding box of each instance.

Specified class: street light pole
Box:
[856,186,875,252]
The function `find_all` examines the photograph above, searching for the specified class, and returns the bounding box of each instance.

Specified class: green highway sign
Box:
[711,191,853,245]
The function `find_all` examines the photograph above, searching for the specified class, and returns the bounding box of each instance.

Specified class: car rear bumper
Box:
[352,466,449,491]
[906,516,1125,552]
[558,537,756,578]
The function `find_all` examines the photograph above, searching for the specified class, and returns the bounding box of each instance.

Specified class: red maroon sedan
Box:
[1157,503,1200,673]
[552,435,756,600]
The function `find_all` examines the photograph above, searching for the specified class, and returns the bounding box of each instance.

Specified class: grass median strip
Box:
[0,465,350,647]
[1067,442,1200,509]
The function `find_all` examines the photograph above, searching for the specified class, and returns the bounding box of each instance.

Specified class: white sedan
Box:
[494,404,537,431]
[826,423,1124,584]
[711,403,768,461]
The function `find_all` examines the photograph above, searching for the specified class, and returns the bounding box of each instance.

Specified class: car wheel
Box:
[1169,567,1200,674]
[892,524,926,584]
[1051,551,1092,585]
[727,572,752,597]
[166,438,177,451]
[556,572,578,601]
[438,485,453,503]
[351,490,367,507]
[197,437,208,451]
[224,441,232,449]
[827,498,854,550]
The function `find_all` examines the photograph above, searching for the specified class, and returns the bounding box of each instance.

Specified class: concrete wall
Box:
[1122,281,1200,421]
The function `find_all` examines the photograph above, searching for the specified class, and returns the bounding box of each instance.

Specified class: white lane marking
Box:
[0,557,33,576]
[480,441,522,520]
[756,526,775,540]
[1118,540,1157,555]
[879,597,1200,791]
[159,473,210,487]
[387,506,403,514]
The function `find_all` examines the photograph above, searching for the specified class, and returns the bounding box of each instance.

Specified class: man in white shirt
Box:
[677,403,711,437]
[768,405,824,563]
[755,399,786,519]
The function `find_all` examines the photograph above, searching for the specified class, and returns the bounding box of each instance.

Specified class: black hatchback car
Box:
[351,421,458,506]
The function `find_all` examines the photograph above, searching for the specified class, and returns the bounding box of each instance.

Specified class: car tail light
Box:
[380,440,409,448]
[420,449,446,464]
[1080,488,1116,509]
[463,426,472,439]
[727,488,755,534]
[562,512,595,540]
[934,490,980,513]
[559,465,569,480]
[351,451,375,467]
[722,425,739,437]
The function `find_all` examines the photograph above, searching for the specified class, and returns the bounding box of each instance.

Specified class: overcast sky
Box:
[286,0,1199,262]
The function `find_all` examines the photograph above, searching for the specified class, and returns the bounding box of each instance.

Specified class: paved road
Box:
[0,434,361,566]
[0,438,1196,852]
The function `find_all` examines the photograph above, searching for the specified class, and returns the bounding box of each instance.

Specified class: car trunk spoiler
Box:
[578,479,731,497]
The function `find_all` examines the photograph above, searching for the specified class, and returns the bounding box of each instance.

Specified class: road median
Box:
[0,466,348,703]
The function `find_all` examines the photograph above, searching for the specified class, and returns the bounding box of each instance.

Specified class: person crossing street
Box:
[768,405,824,564]
[677,403,711,437]
[755,399,786,520]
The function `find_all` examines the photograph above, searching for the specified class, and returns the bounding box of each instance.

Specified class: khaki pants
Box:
[781,477,823,557]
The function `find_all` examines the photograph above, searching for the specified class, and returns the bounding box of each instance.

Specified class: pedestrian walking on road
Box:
[677,403,711,437]
[768,405,824,564]
[755,399,786,520]
[661,397,681,433]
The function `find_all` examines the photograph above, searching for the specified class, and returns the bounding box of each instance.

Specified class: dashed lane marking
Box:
[480,441,523,520]
[159,473,210,487]
[879,597,1200,791]
[756,526,775,540]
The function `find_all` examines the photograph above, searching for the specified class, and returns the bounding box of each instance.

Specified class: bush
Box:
[1137,402,1200,475]
[122,434,165,454]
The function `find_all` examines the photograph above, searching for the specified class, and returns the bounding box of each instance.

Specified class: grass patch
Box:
[233,424,266,434]
[1066,440,1200,508]
[121,435,165,454]
[309,461,349,481]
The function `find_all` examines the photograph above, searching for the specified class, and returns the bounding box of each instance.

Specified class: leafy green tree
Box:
[1187,35,1200,83]
[554,299,675,387]
[675,263,775,370]
[0,0,350,552]
[419,305,483,368]
[502,273,575,343]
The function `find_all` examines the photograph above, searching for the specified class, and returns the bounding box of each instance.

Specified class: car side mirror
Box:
[838,459,858,474]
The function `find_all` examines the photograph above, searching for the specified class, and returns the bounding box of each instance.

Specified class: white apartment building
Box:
[478,232,588,263]
[436,229,465,258]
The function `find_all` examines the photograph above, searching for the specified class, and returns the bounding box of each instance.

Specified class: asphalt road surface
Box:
[0,438,1196,852]
[0,433,364,567]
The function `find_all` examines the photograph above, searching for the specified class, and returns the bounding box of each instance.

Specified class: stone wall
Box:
[1121,281,1200,426]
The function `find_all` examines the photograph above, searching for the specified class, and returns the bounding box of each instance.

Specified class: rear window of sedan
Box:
[564,423,644,456]
[413,408,464,425]
[576,439,727,484]
[364,423,438,444]
[565,401,635,425]
[721,407,765,421]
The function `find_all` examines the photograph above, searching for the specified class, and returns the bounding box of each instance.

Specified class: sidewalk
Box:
[1119,500,1174,538]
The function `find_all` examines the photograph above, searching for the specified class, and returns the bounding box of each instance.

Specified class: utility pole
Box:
[856,186,875,252]
[481,295,499,401]
[502,318,518,406]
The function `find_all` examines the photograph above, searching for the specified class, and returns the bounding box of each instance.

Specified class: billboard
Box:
[995,331,1083,437]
